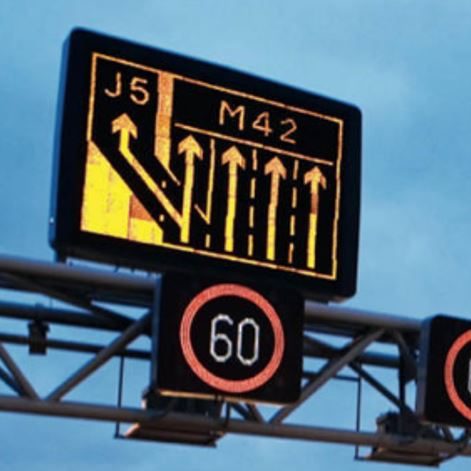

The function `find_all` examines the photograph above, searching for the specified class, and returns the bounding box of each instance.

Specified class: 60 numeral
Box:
[210,314,260,366]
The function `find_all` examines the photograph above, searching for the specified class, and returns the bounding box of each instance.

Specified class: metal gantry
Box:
[0,254,469,465]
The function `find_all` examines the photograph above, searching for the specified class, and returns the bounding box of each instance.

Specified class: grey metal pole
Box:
[0,396,469,457]
[0,301,122,331]
[305,301,421,333]
[0,254,155,305]
[0,254,424,334]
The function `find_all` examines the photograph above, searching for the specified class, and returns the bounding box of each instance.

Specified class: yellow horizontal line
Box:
[93,53,344,125]
[85,226,336,279]
[157,238,336,280]
[157,388,282,406]
[174,123,334,166]
[176,76,344,125]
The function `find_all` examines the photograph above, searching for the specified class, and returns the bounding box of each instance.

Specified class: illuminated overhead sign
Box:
[51,29,361,299]
[417,315,471,426]
[151,273,303,404]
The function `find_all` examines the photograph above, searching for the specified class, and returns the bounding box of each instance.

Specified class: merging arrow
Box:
[178,135,204,243]
[111,113,182,227]
[195,138,216,225]
[222,146,246,252]
[304,166,327,269]
[264,156,287,261]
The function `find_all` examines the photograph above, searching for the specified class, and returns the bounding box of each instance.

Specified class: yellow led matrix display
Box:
[51,29,361,299]
[82,53,343,279]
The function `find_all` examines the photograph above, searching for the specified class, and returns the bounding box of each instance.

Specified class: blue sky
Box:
[1,1,471,470]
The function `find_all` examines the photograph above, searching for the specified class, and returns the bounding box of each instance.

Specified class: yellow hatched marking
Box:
[81,142,164,243]
[155,73,180,185]
[81,141,131,238]
[155,72,173,168]
[129,218,163,245]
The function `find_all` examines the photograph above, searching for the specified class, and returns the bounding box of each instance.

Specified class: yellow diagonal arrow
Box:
[222,146,246,252]
[178,134,204,243]
[111,113,182,227]
[195,139,215,225]
[264,156,287,261]
[304,165,327,269]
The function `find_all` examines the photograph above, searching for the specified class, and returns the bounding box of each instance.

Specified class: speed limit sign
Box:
[151,273,304,404]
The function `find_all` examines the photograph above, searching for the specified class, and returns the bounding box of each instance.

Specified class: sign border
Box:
[50,28,361,301]
[179,283,285,393]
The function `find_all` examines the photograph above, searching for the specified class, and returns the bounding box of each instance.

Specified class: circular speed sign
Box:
[444,329,471,421]
[179,284,285,394]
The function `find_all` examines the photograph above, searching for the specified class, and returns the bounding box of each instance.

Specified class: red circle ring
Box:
[444,329,471,420]
[179,284,285,394]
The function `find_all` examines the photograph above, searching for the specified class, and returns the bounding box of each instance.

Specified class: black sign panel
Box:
[50,28,361,300]
[417,315,471,426]
[151,273,303,404]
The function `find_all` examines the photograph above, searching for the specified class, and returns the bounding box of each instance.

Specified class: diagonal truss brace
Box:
[47,313,150,401]
[0,342,39,399]
[270,328,385,424]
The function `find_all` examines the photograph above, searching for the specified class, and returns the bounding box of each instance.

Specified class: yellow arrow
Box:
[264,156,287,261]
[222,146,246,252]
[195,138,216,225]
[304,166,327,269]
[111,113,182,227]
[178,135,204,243]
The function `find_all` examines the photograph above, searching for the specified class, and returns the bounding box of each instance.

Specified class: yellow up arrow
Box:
[178,135,204,243]
[264,156,287,261]
[111,113,182,227]
[222,146,246,253]
[303,166,327,269]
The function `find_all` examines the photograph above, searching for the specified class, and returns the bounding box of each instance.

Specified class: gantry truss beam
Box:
[0,254,468,465]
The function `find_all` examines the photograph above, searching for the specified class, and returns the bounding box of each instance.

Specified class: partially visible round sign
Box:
[179,283,285,394]
[444,329,471,420]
